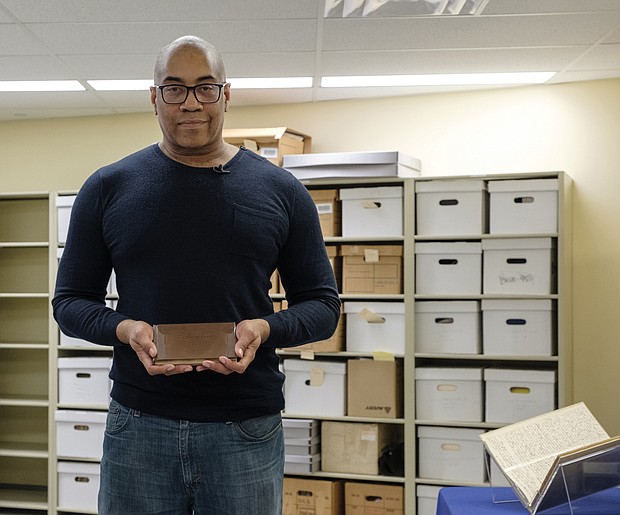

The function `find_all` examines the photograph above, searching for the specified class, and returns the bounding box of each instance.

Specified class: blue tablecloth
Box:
[436,487,620,515]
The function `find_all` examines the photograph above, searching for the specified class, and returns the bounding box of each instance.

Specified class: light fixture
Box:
[0,80,85,92]
[88,79,153,91]
[321,72,556,88]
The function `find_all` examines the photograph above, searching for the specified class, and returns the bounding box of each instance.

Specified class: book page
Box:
[480,403,609,507]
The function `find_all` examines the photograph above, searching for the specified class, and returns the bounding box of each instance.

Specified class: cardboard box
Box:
[415,242,482,295]
[488,178,558,234]
[482,299,555,356]
[341,245,403,294]
[58,357,112,406]
[340,186,403,237]
[347,359,403,418]
[57,461,100,512]
[415,300,481,354]
[282,150,421,180]
[484,368,557,423]
[417,426,486,482]
[283,478,344,515]
[309,189,341,237]
[55,410,106,459]
[415,367,484,422]
[482,237,556,295]
[321,421,401,475]
[417,485,442,515]
[344,301,405,355]
[283,359,347,417]
[345,482,404,514]
[223,127,311,166]
[56,194,76,244]
[416,179,487,236]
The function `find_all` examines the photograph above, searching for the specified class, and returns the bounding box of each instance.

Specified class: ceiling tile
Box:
[483,0,620,15]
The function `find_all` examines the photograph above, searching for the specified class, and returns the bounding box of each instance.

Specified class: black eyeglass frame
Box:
[154,83,227,104]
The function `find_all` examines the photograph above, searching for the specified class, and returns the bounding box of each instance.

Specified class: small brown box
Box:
[223,127,311,166]
[347,359,403,419]
[153,322,237,365]
[309,189,341,237]
[341,245,403,294]
[283,478,344,515]
[345,482,404,515]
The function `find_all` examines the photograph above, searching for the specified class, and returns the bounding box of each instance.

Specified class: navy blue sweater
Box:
[52,145,340,421]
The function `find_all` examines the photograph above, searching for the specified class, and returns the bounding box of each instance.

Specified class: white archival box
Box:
[416,179,487,236]
[57,461,100,512]
[344,301,405,354]
[340,185,403,237]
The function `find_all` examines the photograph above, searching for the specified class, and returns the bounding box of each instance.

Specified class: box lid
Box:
[309,189,339,201]
[484,368,557,383]
[283,150,420,170]
[285,453,321,464]
[415,242,482,254]
[55,410,107,423]
[488,178,558,193]
[340,185,403,200]
[415,367,483,381]
[344,301,404,315]
[58,357,112,369]
[57,461,101,474]
[417,426,485,440]
[415,300,479,314]
[481,299,553,311]
[283,359,346,375]
[416,179,486,193]
[56,195,76,207]
[482,237,554,250]
[222,127,310,143]
[282,418,319,429]
[340,244,403,257]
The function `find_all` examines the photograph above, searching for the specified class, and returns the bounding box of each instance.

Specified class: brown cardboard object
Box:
[347,359,403,419]
[283,477,344,515]
[344,482,404,515]
[222,127,311,166]
[153,322,237,365]
[309,189,342,237]
[340,245,403,294]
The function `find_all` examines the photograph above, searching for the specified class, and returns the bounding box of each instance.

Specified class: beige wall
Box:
[1,78,619,433]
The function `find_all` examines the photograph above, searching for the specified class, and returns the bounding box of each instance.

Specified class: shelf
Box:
[414,233,558,241]
[414,478,488,488]
[325,236,404,243]
[287,470,405,483]
[0,397,49,408]
[282,413,405,425]
[414,353,558,363]
[0,242,49,248]
[414,420,505,430]
[414,294,557,300]
[0,442,48,459]
[0,485,48,511]
[0,343,48,350]
[278,349,404,359]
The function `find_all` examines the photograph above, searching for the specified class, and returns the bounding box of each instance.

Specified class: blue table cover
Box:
[436,487,620,515]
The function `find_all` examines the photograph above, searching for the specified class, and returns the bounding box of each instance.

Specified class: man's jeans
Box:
[99,399,284,514]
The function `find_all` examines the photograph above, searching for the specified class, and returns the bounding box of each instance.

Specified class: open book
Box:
[480,402,620,513]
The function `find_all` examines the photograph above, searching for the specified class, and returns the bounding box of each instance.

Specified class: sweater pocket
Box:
[229,203,286,264]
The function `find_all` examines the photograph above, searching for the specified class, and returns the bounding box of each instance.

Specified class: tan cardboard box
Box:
[223,127,311,166]
[321,421,401,475]
[345,482,404,515]
[347,359,403,419]
[340,245,403,294]
[283,477,344,515]
[309,189,341,237]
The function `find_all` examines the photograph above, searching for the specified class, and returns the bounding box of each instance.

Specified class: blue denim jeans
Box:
[99,399,284,514]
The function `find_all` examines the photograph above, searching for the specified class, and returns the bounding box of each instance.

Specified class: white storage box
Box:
[55,410,106,459]
[57,461,100,512]
[59,330,99,349]
[488,178,558,234]
[283,359,346,417]
[482,238,556,295]
[418,426,486,482]
[417,485,442,515]
[285,435,320,456]
[58,357,112,406]
[282,418,320,439]
[415,367,484,422]
[415,301,481,354]
[416,179,487,236]
[340,186,403,237]
[484,368,557,423]
[344,301,405,354]
[415,242,482,295]
[56,194,76,244]
[284,453,321,474]
[482,299,555,356]
[282,150,421,180]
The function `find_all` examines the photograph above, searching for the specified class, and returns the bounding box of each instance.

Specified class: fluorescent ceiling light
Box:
[228,77,312,89]
[0,80,85,92]
[321,72,556,87]
[88,79,154,91]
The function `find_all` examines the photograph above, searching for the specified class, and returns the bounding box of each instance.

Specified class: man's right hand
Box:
[115,319,193,376]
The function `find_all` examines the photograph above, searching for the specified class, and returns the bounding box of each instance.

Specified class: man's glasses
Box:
[155,83,226,104]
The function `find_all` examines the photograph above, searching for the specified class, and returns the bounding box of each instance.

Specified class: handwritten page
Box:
[480,402,609,509]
